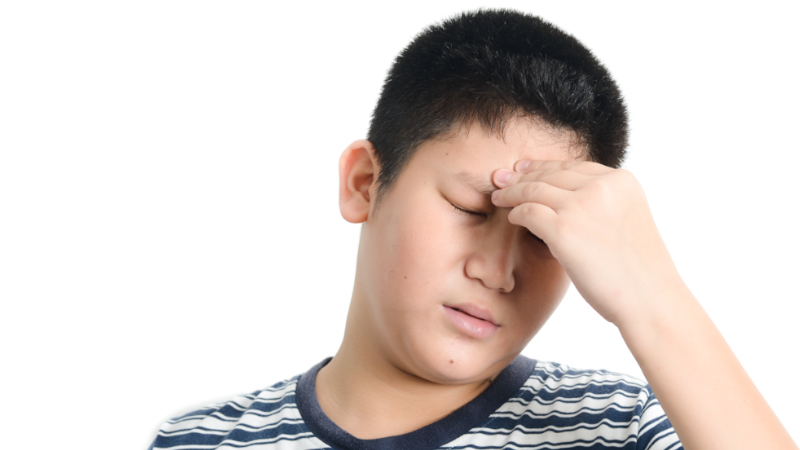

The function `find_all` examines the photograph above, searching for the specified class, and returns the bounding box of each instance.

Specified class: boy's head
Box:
[368,9,628,213]
[337,9,627,384]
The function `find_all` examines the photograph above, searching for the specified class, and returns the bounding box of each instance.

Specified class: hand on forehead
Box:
[491,159,609,193]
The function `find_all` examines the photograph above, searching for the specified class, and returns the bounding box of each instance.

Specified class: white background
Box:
[1,1,798,448]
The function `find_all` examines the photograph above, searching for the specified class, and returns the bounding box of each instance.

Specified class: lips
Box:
[443,304,499,339]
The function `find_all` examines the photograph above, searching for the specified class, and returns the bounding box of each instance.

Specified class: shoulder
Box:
[510,360,654,422]
[529,360,650,399]
[477,360,683,449]
[149,375,323,450]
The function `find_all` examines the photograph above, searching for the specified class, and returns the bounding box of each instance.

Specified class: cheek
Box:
[372,199,458,313]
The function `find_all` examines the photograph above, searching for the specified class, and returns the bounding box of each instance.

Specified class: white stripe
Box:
[445,423,638,448]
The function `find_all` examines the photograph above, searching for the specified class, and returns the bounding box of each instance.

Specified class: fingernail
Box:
[516,160,530,171]
[495,169,512,186]
[492,190,500,202]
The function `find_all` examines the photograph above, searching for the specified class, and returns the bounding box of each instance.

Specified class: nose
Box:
[464,218,518,293]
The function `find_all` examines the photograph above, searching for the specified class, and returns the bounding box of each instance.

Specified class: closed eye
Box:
[452,203,547,246]
[451,203,485,217]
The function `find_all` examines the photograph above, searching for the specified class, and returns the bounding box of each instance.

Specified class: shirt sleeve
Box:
[148,403,227,450]
[636,384,683,450]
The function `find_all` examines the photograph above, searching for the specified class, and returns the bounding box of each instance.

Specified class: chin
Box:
[402,337,517,385]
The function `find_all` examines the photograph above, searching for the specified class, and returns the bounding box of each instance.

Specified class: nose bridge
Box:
[474,212,519,292]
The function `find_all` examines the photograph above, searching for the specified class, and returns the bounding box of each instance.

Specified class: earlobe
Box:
[338,140,378,223]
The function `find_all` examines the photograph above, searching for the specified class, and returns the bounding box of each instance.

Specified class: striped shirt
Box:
[150,356,683,449]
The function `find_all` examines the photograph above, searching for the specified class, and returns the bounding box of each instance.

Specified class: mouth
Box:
[443,304,499,339]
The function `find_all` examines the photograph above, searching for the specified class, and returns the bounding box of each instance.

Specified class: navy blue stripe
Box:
[155,422,312,447]
[511,391,641,407]
[643,429,678,450]
[469,419,636,434]
[487,408,648,428]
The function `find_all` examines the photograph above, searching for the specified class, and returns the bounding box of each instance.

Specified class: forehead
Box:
[413,118,582,174]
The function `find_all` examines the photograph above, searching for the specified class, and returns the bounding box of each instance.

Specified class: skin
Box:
[319,117,799,448]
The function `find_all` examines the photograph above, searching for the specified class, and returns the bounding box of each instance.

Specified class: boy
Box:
[150,9,797,449]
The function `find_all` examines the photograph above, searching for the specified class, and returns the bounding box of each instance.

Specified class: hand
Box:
[491,160,683,326]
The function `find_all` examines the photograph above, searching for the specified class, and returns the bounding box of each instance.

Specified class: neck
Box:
[315,327,494,439]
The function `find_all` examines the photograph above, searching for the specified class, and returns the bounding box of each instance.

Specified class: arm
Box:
[491,160,797,450]
[619,279,795,450]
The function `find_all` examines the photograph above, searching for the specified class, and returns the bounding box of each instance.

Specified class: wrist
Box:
[612,276,694,341]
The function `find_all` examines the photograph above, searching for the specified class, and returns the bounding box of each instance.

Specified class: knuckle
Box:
[522,203,543,220]
[510,203,532,223]
[521,202,536,214]
[587,177,609,194]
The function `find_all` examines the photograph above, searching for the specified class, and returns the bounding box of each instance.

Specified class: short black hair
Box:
[367,9,628,211]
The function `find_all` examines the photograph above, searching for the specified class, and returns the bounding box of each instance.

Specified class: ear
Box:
[338,140,379,223]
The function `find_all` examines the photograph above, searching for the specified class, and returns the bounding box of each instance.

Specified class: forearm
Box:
[617,282,797,450]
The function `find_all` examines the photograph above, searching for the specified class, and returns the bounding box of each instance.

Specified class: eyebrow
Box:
[454,171,498,196]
